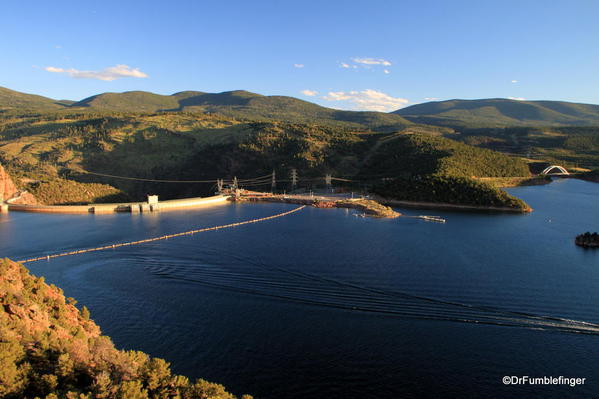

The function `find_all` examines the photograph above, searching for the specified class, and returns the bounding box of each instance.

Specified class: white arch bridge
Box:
[540,165,569,175]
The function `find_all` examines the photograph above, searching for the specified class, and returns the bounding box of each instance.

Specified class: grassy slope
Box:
[395,98,599,127]
[0,258,250,399]
[0,87,66,113]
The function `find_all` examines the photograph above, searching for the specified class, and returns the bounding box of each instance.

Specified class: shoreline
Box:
[235,194,400,218]
[374,196,532,213]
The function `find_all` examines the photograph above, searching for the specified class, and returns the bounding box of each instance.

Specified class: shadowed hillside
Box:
[0,110,527,204]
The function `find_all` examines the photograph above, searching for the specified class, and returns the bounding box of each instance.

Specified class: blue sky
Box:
[2,0,598,111]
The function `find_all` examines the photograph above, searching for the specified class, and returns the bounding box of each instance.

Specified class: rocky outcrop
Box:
[0,163,18,202]
[0,163,38,205]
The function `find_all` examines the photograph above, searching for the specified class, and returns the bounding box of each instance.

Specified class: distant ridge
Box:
[394,98,599,127]
[0,87,65,111]
[4,86,599,129]
[69,89,413,130]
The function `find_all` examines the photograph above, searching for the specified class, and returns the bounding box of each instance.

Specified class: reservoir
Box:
[1,178,598,398]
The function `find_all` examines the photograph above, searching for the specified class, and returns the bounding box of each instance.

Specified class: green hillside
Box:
[0,87,66,112]
[0,258,250,399]
[372,175,530,211]
[0,111,529,209]
[395,98,599,127]
[451,126,599,170]
[72,91,179,112]
[57,88,415,131]
[358,132,531,178]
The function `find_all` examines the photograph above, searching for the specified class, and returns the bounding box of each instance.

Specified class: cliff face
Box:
[0,163,18,201]
[0,258,250,399]
[0,164,37,205]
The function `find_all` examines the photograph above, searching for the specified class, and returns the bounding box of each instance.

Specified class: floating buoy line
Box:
[17,205,306,264]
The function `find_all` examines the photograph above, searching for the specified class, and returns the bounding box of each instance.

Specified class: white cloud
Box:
[352,57,392,66]
[340,62,350,68]
[511,80,518,83]
[384,69,390,74]
[294,63,304,68]
[322,89,408,112]
[301,89,318,96]
[508,96,525,101]
[45,64,148,81]
[424,97,440,101]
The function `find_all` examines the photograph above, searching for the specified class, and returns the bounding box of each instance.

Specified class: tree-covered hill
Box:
[358,132,531,178]
[0,258,251,399]
[372,175,530,211]
[394,98,599,127]
[0,111,530,207]
[49,88,414,131]
[72,91,180,112]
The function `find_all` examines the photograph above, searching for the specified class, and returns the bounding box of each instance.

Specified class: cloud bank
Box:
[323,89,408,112]
[45,64,148,81]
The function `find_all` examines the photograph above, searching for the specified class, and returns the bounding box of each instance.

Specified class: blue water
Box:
[1,178,598,398]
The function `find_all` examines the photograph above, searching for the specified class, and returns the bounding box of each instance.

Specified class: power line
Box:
[77,170,275,184]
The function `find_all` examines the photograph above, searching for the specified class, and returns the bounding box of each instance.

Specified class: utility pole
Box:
[271,170,276,193]
[290,168,298,191]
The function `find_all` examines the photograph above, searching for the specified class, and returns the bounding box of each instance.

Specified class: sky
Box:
[2,0,599,112]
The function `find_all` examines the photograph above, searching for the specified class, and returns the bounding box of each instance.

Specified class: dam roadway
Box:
[3,194,229,214]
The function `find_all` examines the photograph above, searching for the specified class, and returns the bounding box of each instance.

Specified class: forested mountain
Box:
[395,98,599,127]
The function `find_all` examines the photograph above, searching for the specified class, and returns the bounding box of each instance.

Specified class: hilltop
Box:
[0,258,251,398]
[0,87,65,112]
[395,98,599,127]
[1,87,413,132]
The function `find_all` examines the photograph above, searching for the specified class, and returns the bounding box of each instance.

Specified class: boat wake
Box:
[140,249,599,335]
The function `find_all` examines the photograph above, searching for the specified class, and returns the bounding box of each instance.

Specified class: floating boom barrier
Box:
[17,205,306,264]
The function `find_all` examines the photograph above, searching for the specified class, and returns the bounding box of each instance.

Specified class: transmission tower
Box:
[216,179,224,193]
[232,176,238,190]
[271,170,276,192]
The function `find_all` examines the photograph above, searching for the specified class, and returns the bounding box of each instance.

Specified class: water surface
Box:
[1,178,598,398]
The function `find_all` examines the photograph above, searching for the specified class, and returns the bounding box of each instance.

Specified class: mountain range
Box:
[395,98,599,127]
[0,87,412,131]
[3,86,599,129]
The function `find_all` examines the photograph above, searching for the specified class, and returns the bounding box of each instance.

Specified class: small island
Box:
[575,232,599,248]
